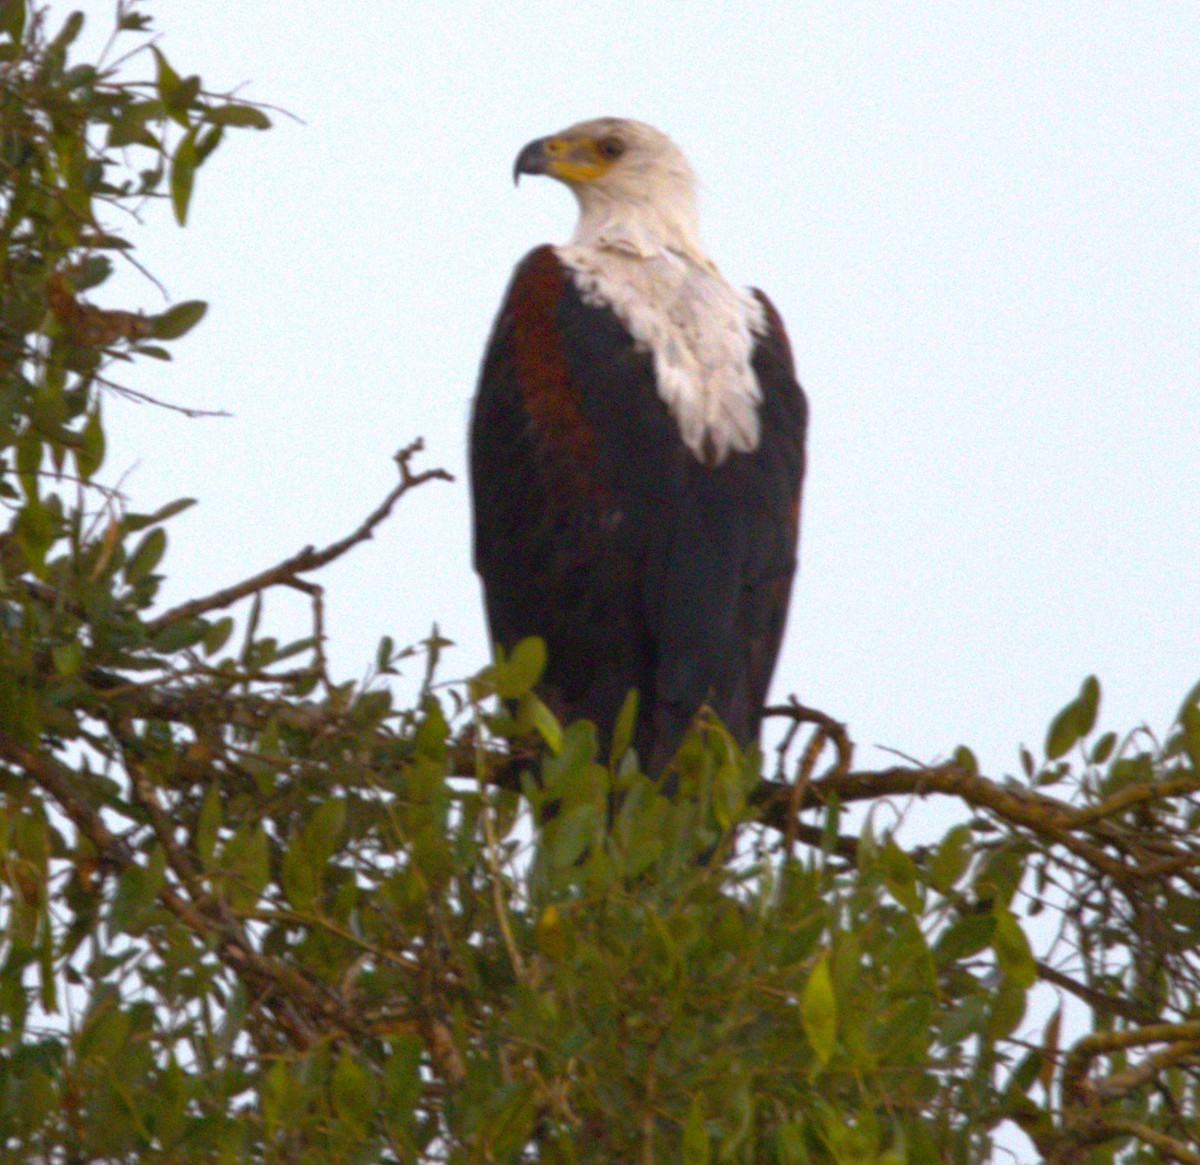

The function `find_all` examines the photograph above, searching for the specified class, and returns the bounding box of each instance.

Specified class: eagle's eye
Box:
[596,136,625,161]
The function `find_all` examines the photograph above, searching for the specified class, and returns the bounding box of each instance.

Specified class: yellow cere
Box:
[545,136,613,184]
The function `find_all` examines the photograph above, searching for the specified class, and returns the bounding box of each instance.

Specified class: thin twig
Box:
[281,575,333,694]
[145,439,452,634]
[783,729,823,860]
[95,372,232,417]
[1035,959,1156,1024]
[765,700,854,781]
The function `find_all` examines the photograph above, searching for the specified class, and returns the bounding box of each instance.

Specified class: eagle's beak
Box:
[513,137,552,185]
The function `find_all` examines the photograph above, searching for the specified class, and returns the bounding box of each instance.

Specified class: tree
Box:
[1,5,1197,1161]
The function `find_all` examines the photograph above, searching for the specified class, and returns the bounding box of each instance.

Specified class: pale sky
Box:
[86,1,1199,781]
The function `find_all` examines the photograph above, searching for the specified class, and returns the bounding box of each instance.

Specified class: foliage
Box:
[1,5,1198,1163]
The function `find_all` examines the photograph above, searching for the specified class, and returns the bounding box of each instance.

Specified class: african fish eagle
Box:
[470,118,807,774]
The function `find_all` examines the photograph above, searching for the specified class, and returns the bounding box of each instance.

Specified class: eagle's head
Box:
[513,117,704,261]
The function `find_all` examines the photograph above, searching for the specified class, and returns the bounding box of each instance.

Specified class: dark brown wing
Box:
[469,247,807,770]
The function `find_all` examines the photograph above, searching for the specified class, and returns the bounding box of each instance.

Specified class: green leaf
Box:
[882,838,922,912]
[78,1002,131,1063]
[107,99,163,149]
[775,1122,809,1165]
[74,404,105,480]
[992,907,1037,988]
[929,824,972,893]
[488,1083,538,1160]
[170,74,202,115]
[974,844,1026,907]
[196,785,222,867]
[47,10,82,53]
[151,618,208,652]
[526,694,562,752]
[1045,675,1101,759]
[382,1033,423,1120]
[202,615,234,656]
[933,914,995,965]
[987,978,1028,1040]
[125,526,166,583]
[1090,731,1118,765]
[151,47,187,125]
[152,299,207,340]
[683,1096,710,1165]
[495,636,546,698]
[304,799,345,866]
[1,0,27,44]
[51,641,82,677]
[1180,702,1200,773]
[205,103,272,129]
[109,846,166,933]
[16,496,54,573]
[122,496,196,531]
[1076,674,1100,735]
[130,343,171,362]
[801,953,838,1066]
[261,1058,291,1132]
[534,904,568,960]
[170,127,198,225]
[610,687,639,767]
[331,1049,375,1132]
[67,254,112,292]
[281,833,317,910]
[118,8,151,31]
[546,801,597,868]
[225,825,270,909]
[543,720,597,794]
[16,429,40,492]
[1045,706,1080,761]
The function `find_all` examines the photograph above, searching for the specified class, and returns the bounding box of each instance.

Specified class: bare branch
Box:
[1065,775,1200,828]
[145,439,452,633]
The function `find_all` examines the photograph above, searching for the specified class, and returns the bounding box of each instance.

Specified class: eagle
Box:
[470,118,807,774]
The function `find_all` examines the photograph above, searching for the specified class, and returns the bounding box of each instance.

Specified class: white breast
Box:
[556,244,767,465]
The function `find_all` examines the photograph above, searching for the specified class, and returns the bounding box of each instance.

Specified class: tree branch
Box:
[1034,959,1156,1024]
[1062,1022,1200,1105]
[145,439,452,633]
[1060,1116,1200,1165]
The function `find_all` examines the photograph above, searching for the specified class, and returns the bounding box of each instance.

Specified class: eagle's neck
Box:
[555,231,767,465]
[569,179,710,269]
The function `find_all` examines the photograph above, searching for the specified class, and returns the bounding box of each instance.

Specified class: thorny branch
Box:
[764,700,853,860]
[145,439,452,635]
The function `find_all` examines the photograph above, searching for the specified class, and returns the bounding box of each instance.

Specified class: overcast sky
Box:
[84,1,1199,782]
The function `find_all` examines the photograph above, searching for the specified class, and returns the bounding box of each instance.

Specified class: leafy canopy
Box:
[0,5,1198,1163]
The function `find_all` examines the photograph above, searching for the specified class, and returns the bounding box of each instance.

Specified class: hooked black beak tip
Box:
[513,137,550,185]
